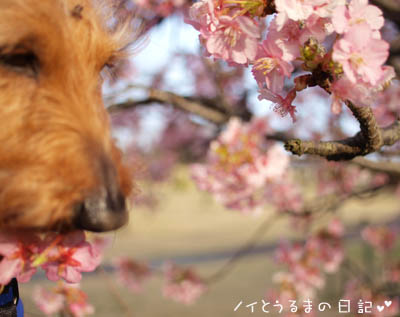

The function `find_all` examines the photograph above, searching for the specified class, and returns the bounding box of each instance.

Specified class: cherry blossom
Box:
[344,279,400,317]
[332,0,384,35]
[185,0,217,34]
[186,0,260,64]
[274,219,344,300]
[162,262,207,305]
[33,286,65,316]
[267,181,304,213]
[331,76,375,110]
[113,257,152,292]
[192,117,295,213]
[0,231,106,286]
[374,79,400,125]
[267,17,314,62]
[0,232,41,285]
[274,0,314,25]
[258,88,297,122]
[204,15,260,64]
[332,23,389,85]
[362,225,396,253]
[33,282,94,317]
[274,0,345,32]
[41,231,103,283]
[252,39,294,93]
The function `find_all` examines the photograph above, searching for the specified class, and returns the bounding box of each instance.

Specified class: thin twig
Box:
[205,213,281,284]
[108,88,228,124]
[98,266,134,317]
[352,157,400,177]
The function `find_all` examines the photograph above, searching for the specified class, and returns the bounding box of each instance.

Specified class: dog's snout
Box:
[74,190,128,232]
[74,156,129,232]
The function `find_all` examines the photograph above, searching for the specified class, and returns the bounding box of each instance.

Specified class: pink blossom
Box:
[317,162,366,195]
[362,226,396,252]
[274,0,344,31]
[252,40,294,93]
[332,23,389,85]
[332,0,384,34]
[331,65,394,113]
[331,76,374,111]
[186,0,260,63]
[185,0,217,33]
[246,144,289,185]
[313,0,346,18]
[33,283,94,317]
[267,17,312,62]
[344,279,400,317]
[205,15,260,64]
[274,220,344,299]
[162,262,206,305]
[62,283,94,317]
[191,117,293,213]
[69,302,95,317]
[275,0,314,23]
[326,218,344,238]
[0,231,106,286]
[113,257,152,292]
[267,181,304,213]
[33,286,64,316]
[0,232,41,285]
[258,88,297,122]
[218,117,243,144]
[374,79,400,125]
[41,231,103,283]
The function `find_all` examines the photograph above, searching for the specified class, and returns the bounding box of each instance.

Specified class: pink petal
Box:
[0,259,21,285]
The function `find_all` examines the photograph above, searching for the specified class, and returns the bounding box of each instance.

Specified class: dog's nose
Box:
[73,157,129,232]
[74,187,128,232]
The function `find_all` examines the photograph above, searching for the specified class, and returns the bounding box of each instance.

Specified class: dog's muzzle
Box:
[74,186,129,232]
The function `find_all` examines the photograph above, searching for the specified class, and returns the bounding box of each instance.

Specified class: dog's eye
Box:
[0,52,40,77]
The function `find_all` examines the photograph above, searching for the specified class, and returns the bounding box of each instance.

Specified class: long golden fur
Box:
[0,0,133,231]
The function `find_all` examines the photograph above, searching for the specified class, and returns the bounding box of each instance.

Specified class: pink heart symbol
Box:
[385,301,392,307]
[377,306,385,312]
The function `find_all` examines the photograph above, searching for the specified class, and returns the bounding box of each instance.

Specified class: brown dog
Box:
[0,0,133,232]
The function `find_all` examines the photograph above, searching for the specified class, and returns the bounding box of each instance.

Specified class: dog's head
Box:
[0,0,135,232]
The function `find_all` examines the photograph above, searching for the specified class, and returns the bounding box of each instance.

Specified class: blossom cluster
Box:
[0,231,104,287]
[191,117,303,213]
[339,225,400,316]
[185,0,395,120]
[344,279,399,317]
[162,262,207,305]
[362,225,397,254]
[112,257,207,305]
[113,256,153,293]
[316,162,389,196]
[272,219,344,302]
[33,282,94,317]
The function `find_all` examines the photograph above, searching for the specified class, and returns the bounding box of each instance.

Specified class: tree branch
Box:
[108,88,229,124]
[285,101,400,161]
[346,101,383,152]
[352,157,400,177]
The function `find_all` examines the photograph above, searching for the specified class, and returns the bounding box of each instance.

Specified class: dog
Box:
[0,0,134,233]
